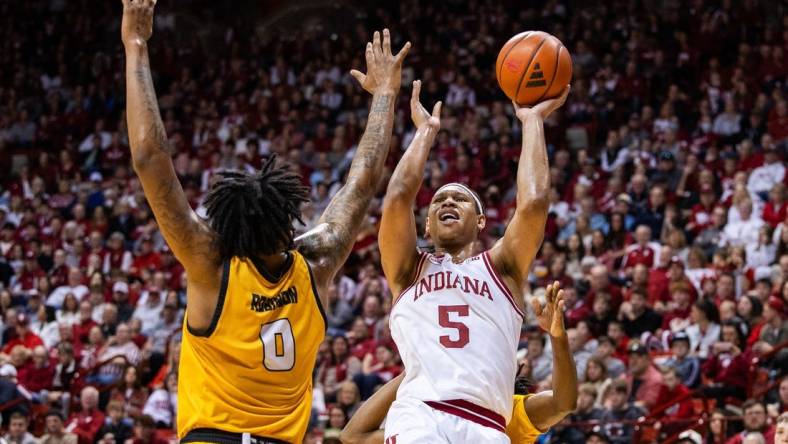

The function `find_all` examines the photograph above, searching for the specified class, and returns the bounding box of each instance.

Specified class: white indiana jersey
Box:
[390,250,525,422]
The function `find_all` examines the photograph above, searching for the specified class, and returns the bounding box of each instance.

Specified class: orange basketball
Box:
[496,31,573,106]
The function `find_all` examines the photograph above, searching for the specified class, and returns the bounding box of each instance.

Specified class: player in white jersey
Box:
[377,81,575,443]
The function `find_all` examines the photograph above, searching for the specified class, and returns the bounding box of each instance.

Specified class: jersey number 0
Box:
[260,319,296,371]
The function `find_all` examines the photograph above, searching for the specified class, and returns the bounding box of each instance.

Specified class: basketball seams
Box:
[513,36,549,103]
[496,31,532,87]
[534,42,563,103]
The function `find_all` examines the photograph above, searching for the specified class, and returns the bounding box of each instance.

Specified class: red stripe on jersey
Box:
[424,399,506,433]
[482,251,525,319]
[392,252,428,309]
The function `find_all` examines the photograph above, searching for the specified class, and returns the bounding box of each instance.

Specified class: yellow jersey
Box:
[505,394,544,444]
[178,251,326,443]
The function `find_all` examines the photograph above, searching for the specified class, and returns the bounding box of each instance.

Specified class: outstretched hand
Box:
[410,80,441,131]
[531,281,567,338]
[512,85,571,121]
[121,0,156,46]
[350,29,411,95]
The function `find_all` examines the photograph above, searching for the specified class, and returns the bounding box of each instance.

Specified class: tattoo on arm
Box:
[300,93,396,285]
[126,43,219,272]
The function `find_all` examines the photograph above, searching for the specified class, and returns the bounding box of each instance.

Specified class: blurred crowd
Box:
[0,0,787,443]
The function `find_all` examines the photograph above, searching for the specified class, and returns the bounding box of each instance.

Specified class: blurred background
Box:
[0,0,787,443]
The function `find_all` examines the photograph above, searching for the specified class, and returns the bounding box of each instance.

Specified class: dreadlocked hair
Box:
[204,154,309,260]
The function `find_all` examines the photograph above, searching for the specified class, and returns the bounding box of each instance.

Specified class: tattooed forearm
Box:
[301,92,398,287]
[127,44,169,160]
[125,41,219,270]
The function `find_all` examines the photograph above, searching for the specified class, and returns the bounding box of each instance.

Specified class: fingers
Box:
[557,299,566,312]
[372,31,383,59]
[394,42,411,65]
[411,80,422,104]
[365,42,374,65]
[431,101,442,118]
[382,29,392,56]
[555,289,565,307]
[350,70,366,86]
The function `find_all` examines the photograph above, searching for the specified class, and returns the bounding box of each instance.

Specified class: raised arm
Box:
[340,373,404,444]
[297,30,409,296]
[525,282,578,430]
[121,0,219,282]
[379,81,441,295]
[489,87,570,288]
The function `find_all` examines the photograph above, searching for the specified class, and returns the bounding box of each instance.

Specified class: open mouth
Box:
[438,209,460,222]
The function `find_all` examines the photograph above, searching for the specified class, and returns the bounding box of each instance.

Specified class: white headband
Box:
[434,183,484,214]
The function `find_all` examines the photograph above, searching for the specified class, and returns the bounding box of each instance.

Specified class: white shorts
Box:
[383,397,510,444]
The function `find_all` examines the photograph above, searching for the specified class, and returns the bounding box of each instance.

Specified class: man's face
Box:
[718,276,734,297]
[426,187,484,249]
[671,341,689,358]
[629,353,649,375]
[46,416,63,434]
[743,404,766,431]
[9,418,26,436]
[578,391,595,411]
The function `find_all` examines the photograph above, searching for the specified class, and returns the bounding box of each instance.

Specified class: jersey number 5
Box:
[438,305,469,348]
[260,319,296,371]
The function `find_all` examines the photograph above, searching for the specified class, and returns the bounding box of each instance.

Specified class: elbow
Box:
[515,195,549,216]
[382,184,413,208]
[558,396,578,415]
[339,429,359,444]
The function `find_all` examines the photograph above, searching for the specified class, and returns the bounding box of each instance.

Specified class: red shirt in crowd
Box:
[18,361,55,392]
[655,383,694,419]
[2,331,44,354]
[66,408,106,444]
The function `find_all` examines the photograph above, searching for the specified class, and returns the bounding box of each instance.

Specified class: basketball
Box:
[496,31,573,106]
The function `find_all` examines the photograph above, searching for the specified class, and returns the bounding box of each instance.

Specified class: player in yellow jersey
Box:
[121,1,410,442]
[339,283,577,444]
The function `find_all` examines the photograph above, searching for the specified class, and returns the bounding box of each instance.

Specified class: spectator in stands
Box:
[594,336,626,379]
[40,410,78,444]
[336,381,361,419]
[619,289,663,338]
[723,198,765,248]
[353,343,402,400]
[572,383,605,428]
[108,365,147,418]
[567,327,593,380]
[599,379,645,444]
[325,284,354,336]
[754,296,788,353]
[91,323,140,385]
[625,342,664,411]
[687,298,722,359]
[66,386,105,444]
[525,327,552,383]
[663,331,701,388]
[725,400,775,444]
[655,366,693,420]
[702,320,753,406]
[19,345,54,393]
[126,415,167,444]
[4,412,37,444]
[95,401,133,444]
[583,357,612,405]
[767,376,788,419]
[2,313,43,354]
[142,372,177,428]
